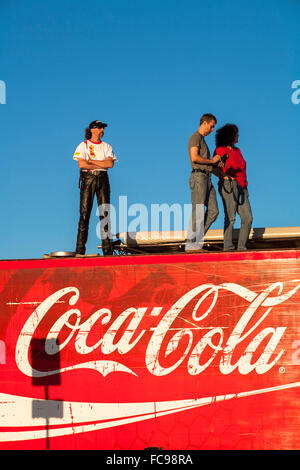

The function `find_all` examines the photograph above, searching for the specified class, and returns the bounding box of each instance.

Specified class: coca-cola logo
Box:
[1,278,300,444]
[15,280,300,379]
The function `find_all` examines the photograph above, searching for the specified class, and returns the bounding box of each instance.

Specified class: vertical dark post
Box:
[31,338,62,450]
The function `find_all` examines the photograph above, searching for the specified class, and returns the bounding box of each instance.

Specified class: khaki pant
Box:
[218,179,253,251]
[186,172,219,249]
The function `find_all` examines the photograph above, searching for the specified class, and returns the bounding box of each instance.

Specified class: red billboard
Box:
[0,249,299,450]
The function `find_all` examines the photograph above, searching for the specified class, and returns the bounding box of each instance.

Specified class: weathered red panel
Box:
[0,250,299,450]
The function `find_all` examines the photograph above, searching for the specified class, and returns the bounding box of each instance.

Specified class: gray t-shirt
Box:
[188,132,212,172]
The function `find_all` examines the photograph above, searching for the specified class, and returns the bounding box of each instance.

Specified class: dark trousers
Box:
[76,171,113,255]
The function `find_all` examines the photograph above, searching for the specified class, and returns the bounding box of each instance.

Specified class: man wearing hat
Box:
[73,120,118,256]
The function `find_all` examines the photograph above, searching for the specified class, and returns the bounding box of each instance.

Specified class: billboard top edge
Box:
[0,248,299,270]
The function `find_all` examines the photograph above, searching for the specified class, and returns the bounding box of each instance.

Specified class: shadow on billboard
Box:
[30,338,63,450]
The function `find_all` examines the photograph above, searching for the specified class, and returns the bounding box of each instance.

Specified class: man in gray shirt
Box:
[186,113,221,252]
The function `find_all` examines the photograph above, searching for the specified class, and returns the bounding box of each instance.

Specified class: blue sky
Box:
[0,0,299,259]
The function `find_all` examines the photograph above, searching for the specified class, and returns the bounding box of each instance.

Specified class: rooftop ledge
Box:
[117,226,300,245]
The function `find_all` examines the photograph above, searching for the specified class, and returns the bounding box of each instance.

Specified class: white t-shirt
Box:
[73,140,118,171]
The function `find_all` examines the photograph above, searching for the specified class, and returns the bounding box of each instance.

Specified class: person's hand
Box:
[212,154,221,164]
[217,161,225,168]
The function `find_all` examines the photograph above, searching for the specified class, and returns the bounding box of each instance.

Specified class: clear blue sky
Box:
[0,0,299,259]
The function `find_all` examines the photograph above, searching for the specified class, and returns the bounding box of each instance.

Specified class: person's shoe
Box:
[102,251,113,256]
[102,240,113,256]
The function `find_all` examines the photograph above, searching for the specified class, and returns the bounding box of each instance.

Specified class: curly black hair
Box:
[215,123,239,148]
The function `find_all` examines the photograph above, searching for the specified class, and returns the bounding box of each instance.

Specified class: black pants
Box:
[76,171,113,255]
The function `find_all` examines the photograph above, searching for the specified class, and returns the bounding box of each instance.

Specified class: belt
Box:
[192,169,211,176]
[81,170,106,176]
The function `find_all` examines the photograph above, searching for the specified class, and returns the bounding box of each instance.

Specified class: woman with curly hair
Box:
[214,124,253,251]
